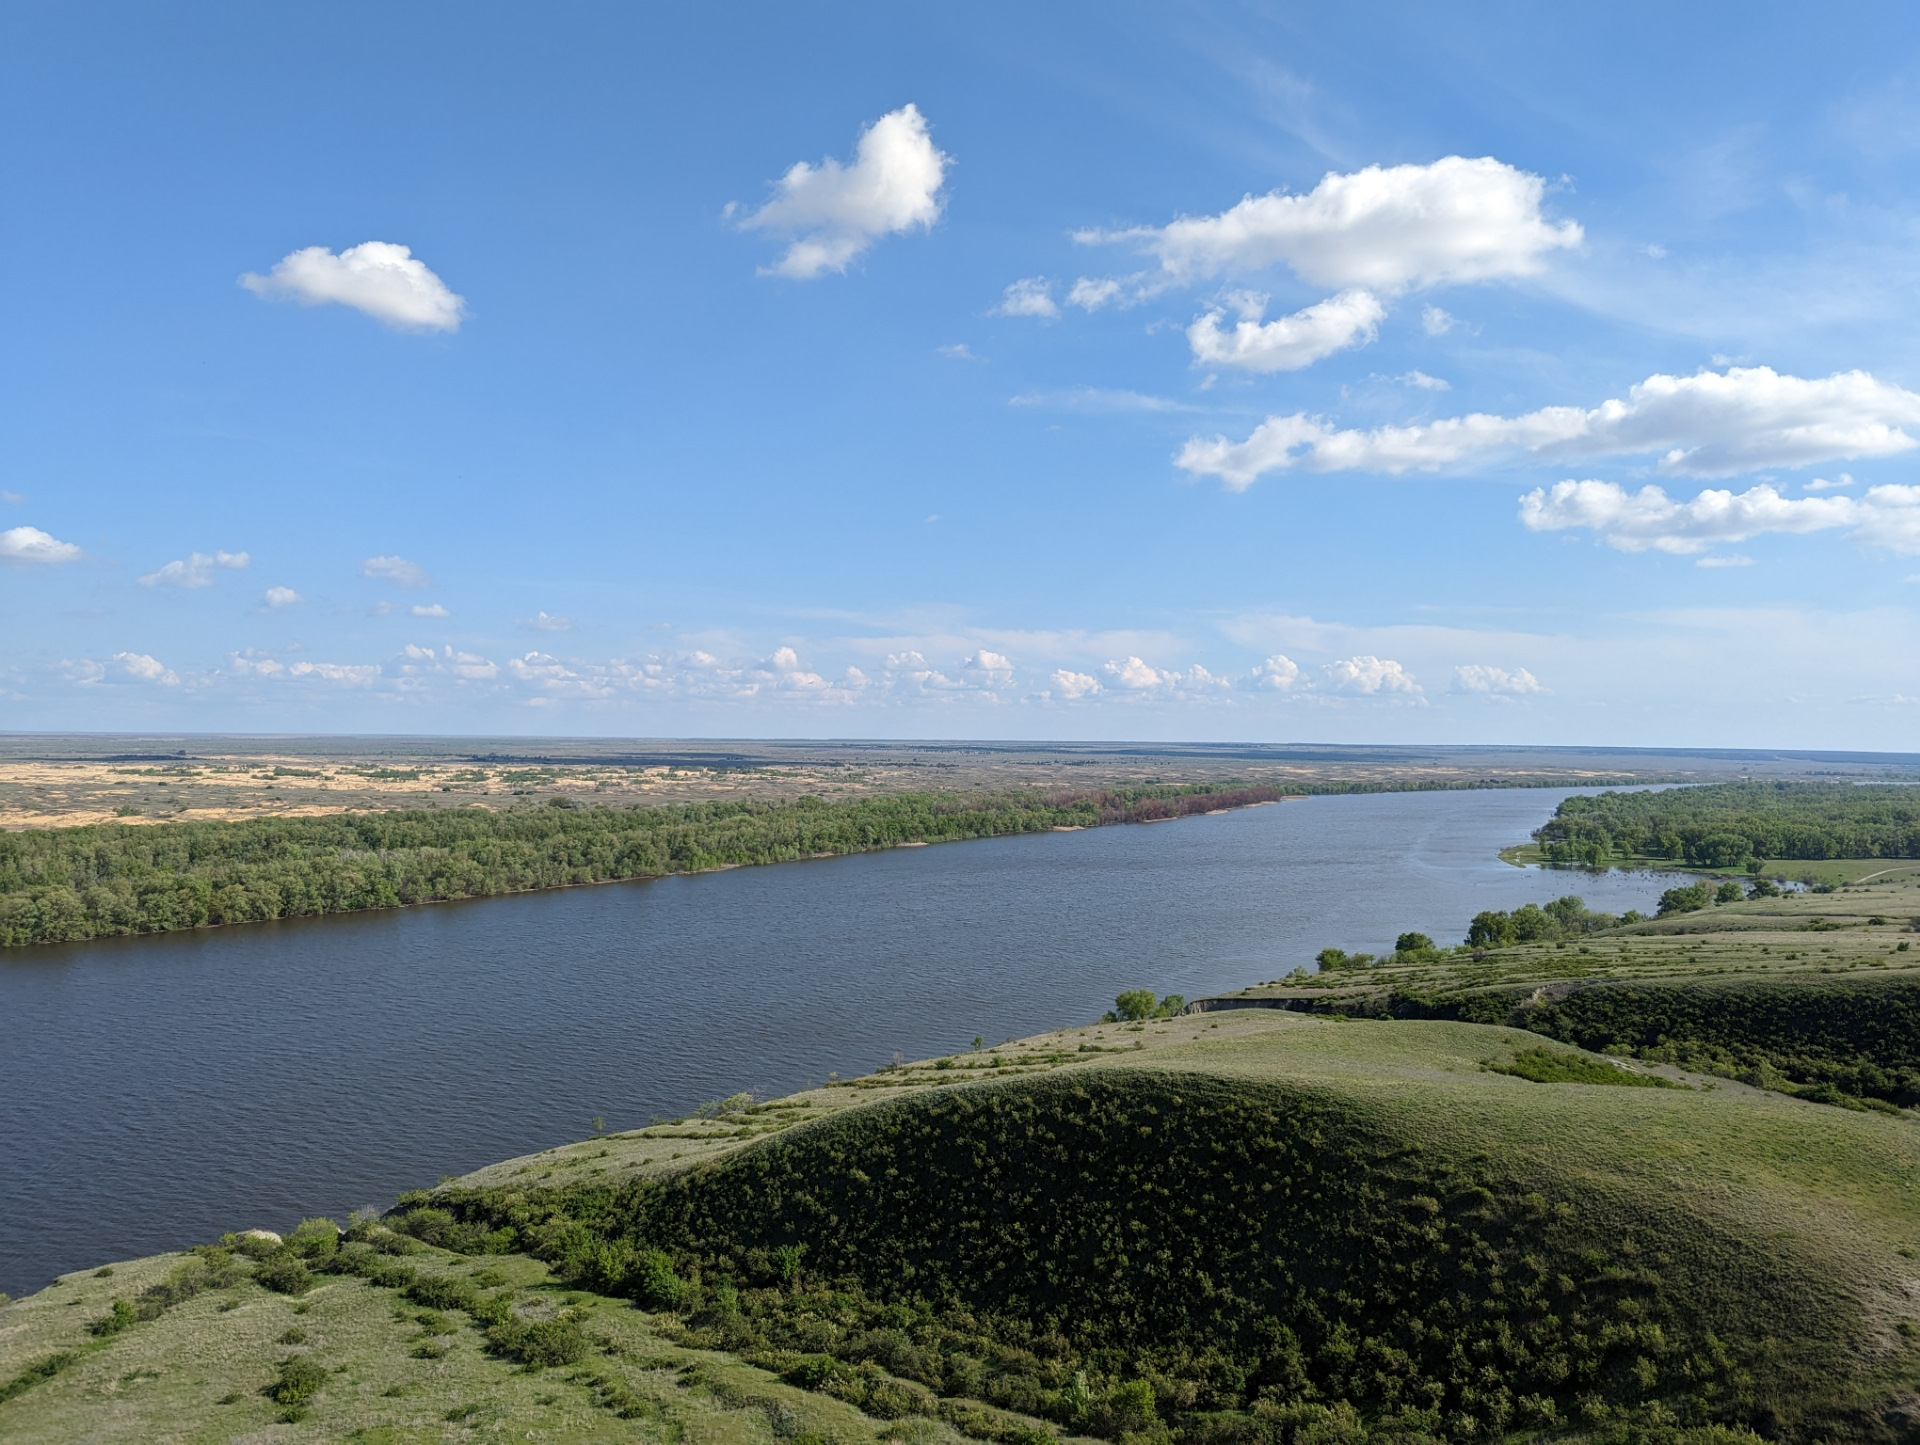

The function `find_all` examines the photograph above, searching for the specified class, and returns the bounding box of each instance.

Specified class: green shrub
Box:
[87,1299,136,1336]
[488,1317,589,1368]
[252,1252,313,1295]
[1658,884,1712,916]
[1314,949,1374,971]
[267,1353,328,1406]
[1488,1046,1679,1088]
[1114,990,1159,1022]
[405,1275,481,1313]
[0,1352,79,1405]
[286,1218,340,1260]
[631,1248,687,1310]
[1467,896,1622,948]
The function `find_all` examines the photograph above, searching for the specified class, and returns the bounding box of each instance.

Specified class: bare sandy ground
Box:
[0,734,1905,830]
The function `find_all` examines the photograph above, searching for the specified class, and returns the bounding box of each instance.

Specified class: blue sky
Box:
[7,2,1920,746]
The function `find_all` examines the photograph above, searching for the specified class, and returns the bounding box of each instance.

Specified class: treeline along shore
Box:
[1535,781,1920,867]
[0,783,1308,948]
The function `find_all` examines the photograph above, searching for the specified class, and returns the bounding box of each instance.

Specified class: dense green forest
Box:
[1533,781,1920,866]
[0,785,1281,948]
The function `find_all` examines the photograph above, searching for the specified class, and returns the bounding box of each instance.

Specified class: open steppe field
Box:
[0,736,1904,829]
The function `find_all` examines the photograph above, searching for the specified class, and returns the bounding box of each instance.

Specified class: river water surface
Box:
[1,788,1677,1296]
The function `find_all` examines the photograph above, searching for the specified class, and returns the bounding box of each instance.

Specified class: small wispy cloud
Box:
[994,277,1059,319]
[936,343,983,361]
[1453,663,1542,695]
[262,586,303,609]
[140,550,249,588]
[517,611,574,632]
[361,555,432,588]
[410,603,451,618]
[1009,387,1201,414]
[1696,554,1755,568]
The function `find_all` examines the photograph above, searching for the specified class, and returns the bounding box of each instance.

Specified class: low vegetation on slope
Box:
[410,1003,1920,1445]
[1243,870,1920,1114]
[0,1222,918,1443]
[0,783,1283,947]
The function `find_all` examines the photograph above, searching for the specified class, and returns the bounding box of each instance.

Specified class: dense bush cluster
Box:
[1534,783,1920,866]
[1302,975,1920,1113]
[421,1072,1851,1443]
[1466,896,1630,948]
[0,784,1281,947]
[1522,977,1920,1112]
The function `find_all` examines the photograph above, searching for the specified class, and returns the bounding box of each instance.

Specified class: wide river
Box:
[0,788,1677,1297]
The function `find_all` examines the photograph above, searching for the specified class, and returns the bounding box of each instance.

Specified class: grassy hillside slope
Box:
[5,949,1917,1442]
[1213,872,1920,1112]
[424,1009,1920,1445]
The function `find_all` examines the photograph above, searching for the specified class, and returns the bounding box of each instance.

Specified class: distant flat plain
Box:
[1,734,1915,829]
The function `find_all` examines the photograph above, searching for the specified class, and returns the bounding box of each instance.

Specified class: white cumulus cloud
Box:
[1250,654,1301,690]
[240,242,465,332]
[139,550,249,588]
[361,555,432,588]
[113,651,179,686]
[1177,366,1920,489]
[963,650,1015,687]
[1077,156,1580,300]
[1104,655,1172,690]
[1323,655,1420,695]
[1453,664,1542,695]
[262,586,302,609]
[995,277,1059,318]
[1187,290,1385,372]
[518,611,573,632]
[1049,669,1102,700]
[1518,478,1920,555]
[0,525,82,564]
[736,104,948,279]
[410,603,450,618]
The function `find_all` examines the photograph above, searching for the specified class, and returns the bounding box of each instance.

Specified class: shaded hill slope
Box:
[430,1010,1920,1444]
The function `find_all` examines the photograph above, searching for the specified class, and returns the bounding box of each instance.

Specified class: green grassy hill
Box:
[5,895,1919,1443]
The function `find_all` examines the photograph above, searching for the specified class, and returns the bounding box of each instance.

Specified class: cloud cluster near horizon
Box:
[47,635,1542,713]
[735,104,948,278]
